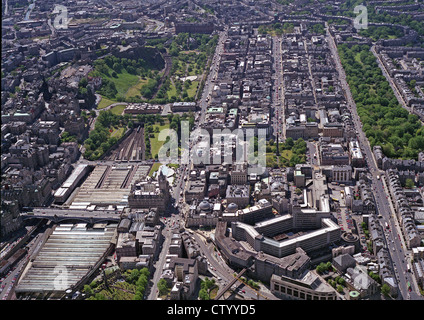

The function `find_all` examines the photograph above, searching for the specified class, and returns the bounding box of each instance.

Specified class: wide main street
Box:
[326,24,422,300]
[272,35,284,142]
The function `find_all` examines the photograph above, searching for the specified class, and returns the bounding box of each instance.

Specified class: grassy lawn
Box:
[110,126,125,138]
[167,83,178,99]
[110,104,126,115]
[148,162,162,177]
[354,52,365,68]
[209,286,219,299]
[150,122,170,158]
[94,65,139,99]
[97,96,115,109]
[188,68,200,77]
[110,70,140,97]
[187,80,199,98]
[125,77,149,99]
[280,149,293,160]
[266,153,278,168]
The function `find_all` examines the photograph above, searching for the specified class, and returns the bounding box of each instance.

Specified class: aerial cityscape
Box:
[2,0,424,304]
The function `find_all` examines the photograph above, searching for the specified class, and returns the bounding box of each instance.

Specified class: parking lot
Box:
[329,183,351,231]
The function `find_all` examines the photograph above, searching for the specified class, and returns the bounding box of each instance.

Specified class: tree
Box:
[285,137,294,149]
[126,269,140,284]
[79,77,88,87]
[134,293,143,300]
[199,277,217,300]
[337,277,346,286]
[316,262,326,274]
[199,288,210,300]
[112,62,123,73]
[405,178,415,189]
[90,280,98,288]
[83,285,93,295]
[94,293,106,300]
[369,271,381,283]
[289,154,301,167]
[158,278,168,296]
[381,284,391,297]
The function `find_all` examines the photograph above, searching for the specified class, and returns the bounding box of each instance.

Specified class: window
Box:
[287,288,292,295]
[307,294,312,300]
[274,284,280,291]
[293,290,299,298]
[300,292,305,299]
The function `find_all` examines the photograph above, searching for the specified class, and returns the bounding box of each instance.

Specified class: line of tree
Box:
[359,25,404,41]
[338,44,424,160]
[124,268,150,300]
[316,261,333,274]
[326,0,424,39]
[157,278,169,296]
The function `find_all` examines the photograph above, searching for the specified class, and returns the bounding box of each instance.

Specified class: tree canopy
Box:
[338,44,424,160]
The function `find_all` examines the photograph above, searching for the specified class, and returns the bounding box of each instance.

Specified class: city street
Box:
[272,35,284,142]
[326,24,422,300]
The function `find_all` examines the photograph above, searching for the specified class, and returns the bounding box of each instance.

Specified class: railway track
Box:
[105,126,145,161]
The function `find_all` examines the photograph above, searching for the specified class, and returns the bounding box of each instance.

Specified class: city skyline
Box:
[1,0,424,305]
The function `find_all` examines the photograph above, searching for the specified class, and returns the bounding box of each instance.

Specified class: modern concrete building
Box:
[234,198,273,225]
[254,248,311,283]
[270,270,339,300]
[231,217,340,258]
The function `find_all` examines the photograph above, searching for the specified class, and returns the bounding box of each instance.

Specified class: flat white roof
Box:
[62,164,88,189]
